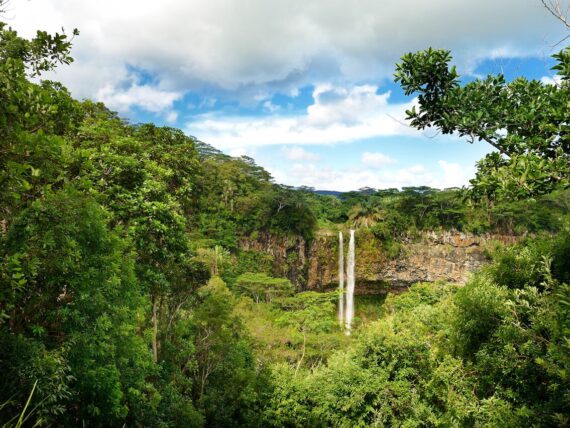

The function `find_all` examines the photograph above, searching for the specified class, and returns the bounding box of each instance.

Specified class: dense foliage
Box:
[394,47,570,201]
[0,23,299,427]
[266,232,570,427]
[1,16,569,428]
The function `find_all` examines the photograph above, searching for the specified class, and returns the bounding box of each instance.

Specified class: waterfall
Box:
[338,232,344,326]
[345,229,355,334]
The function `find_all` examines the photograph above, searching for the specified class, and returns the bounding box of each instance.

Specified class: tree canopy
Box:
[1,9,569,428]
[394,47,570,200]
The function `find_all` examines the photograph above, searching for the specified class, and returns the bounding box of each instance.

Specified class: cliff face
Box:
[379,231,518,289]
[240,230,518,293]
[238,232,309,288]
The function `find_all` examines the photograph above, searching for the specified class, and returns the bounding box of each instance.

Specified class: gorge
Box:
[239,228,520,295]
[2,10,568,425]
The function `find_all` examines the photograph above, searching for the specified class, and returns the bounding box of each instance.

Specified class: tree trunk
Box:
[152,295,158,363]
[294,330,306,377]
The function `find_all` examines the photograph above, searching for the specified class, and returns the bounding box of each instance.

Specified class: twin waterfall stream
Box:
[338,230,355,334]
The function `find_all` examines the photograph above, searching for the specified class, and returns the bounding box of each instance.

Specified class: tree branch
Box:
[478,134,510,157]
[541,0,570,29]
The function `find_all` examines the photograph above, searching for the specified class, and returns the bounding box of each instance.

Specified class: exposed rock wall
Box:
[378,231,518,289]
[238,232,308,288]
[240,230,519,293]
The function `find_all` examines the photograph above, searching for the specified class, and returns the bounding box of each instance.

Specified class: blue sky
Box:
[9,0,567,190]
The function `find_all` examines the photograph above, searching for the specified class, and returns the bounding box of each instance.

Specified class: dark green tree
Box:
[394,47,570,200]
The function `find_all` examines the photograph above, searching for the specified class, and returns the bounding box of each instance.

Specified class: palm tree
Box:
[196,245,231,276]
[347,201,386,228]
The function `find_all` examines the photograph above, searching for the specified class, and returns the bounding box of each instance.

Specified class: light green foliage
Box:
[234,289,350,372]
[266,283,466,427]
[224,249,275,284]
[275,291,337,338]
[245,295,388,366]
[0,22,80,230]
[275,292,338,374]
[267,233,570,426]
[447,276,510,359]
[265,186,317,240]
[234,298,302,365]
[192,277,270,427]
[300,189,345,224]
[236,273,295,303]
[2,14,570,428]
[194,245,231,276]
[0,22,267,427]
[310,186,570,238]
[0,189,153,425]
[347,200,386,228]
[197,152,316,248]
[350,294,387,327]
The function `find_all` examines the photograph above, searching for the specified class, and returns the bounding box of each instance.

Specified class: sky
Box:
[6,0,567,191]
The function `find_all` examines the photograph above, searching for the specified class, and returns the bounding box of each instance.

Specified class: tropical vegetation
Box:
[0,11,568,428]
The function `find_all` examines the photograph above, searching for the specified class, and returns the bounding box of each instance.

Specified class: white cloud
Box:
[540,75,562,86]
[228,146,257,158]
[269,160,474,191]
[187,84,418,148]
[96,81,182,114]
[438,160,475,188]
[228,147,247,157]
[165,110,179,123]
[9,0,563,101]
[263,100,280,113]
[304,84,390,127]
[282,146,320,161]
[361,151,396,167]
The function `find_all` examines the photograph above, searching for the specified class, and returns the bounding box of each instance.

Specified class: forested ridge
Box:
[1,16,569,428]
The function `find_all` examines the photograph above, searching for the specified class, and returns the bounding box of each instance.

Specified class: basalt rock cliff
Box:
[240,229,519,293]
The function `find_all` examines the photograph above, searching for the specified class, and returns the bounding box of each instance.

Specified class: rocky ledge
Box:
[240,229,519,293]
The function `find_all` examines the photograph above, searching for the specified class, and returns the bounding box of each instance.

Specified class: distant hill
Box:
[313,190,343,197]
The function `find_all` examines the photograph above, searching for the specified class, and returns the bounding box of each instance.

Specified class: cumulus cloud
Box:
[540,75,562,86]
[96,82,182,114]
[281,146,320,161]
[228,147,250,157]
[361,151,396,167]
[187,84,418,148]
[438,160,475,188]
[269,160,474,191]
[9,0,563,101]
[304,84,390,127]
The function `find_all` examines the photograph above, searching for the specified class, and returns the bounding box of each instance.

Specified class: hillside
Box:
[0,14,569,428]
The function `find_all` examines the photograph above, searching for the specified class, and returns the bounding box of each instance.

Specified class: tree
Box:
[0,189,154,425]
[0,22,78,78]
[263,185,318,240]
[236,273,295,303]
[347,201,386,228]
[394,47,569,200]
[0,14,283,427]
[191,277,268,425]
[541,0,570,30]
[195,245,231,276]
[0,23,80,235]
[276,292,337,375]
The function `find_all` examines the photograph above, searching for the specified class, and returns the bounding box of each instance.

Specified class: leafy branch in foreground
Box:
[395,47,570,201]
